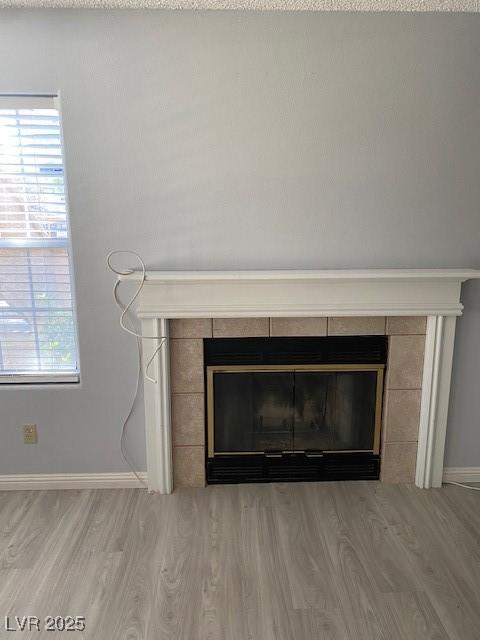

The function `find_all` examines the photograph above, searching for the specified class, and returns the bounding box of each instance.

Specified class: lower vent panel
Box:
[207,453,380,484]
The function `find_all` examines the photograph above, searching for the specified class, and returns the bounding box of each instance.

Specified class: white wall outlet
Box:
[23,424,38,444]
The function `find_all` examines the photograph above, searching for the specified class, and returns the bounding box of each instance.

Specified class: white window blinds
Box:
[0,95,79,383]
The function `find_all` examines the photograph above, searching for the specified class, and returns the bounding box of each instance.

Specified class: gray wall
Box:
[0,10,479,474]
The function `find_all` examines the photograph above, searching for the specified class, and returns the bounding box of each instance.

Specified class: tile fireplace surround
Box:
[170,316,425,488]
[121,269,480,494]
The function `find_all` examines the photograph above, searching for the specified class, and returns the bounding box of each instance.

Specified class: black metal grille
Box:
[207,453,380,484]
[204,336,387,367]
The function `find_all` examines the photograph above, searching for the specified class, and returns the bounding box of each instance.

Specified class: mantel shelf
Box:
[120,267,480,320]
[120,268,480,283]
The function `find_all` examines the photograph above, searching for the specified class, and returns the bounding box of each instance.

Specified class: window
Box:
[0,95,79,383]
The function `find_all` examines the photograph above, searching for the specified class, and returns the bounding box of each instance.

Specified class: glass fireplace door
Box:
[293,371,378,452]
[213,372,294,454]
[209,365,383,457]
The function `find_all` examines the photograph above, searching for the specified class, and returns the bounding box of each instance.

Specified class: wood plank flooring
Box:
[0,482,479,639]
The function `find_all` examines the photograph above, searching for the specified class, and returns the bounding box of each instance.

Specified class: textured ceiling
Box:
[1,0,479,8]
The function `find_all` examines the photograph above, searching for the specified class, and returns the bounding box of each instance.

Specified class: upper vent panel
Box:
[204,335,387,366]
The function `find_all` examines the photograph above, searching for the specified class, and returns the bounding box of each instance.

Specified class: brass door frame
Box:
[206,364,385,458]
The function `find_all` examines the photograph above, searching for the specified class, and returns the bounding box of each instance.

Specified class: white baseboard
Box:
[0,472,148,491]
[443,467,480,484]
[1,468,476,490]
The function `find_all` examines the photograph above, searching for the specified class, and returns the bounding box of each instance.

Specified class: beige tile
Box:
[386,317,427,335]
[328,317,386,336]
[173,446,205,488]
[381,442,417,483]
[170,339,204,393]
[383,389,421,443]
[270,317,327,337]
[169,318,212,339]
[212,318,269,337]
[387,335,425,389]
[171,393,205,446]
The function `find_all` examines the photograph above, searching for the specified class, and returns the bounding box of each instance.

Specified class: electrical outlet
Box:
[23,424,38,444]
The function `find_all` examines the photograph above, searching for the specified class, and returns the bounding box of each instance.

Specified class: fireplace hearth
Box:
[205,336,387,484]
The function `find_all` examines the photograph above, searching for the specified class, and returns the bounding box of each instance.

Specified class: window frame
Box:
[0,92,80,386]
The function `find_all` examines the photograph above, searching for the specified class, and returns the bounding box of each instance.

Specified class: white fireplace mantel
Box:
[123,268,480,493]
[126,268,479,319]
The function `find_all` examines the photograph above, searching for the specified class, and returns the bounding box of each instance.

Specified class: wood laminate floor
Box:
[0,482,479,639]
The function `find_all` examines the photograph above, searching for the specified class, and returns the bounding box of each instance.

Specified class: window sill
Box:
[0,373,80,386]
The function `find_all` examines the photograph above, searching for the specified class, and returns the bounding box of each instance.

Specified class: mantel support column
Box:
[416,315,457,489]
[141,317,173,494]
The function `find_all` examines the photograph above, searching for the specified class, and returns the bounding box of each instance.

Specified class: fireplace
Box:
[205,336,387,483]
[119,266,479,492]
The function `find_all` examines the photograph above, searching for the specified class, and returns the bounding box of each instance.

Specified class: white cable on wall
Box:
[106,250,167,490]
